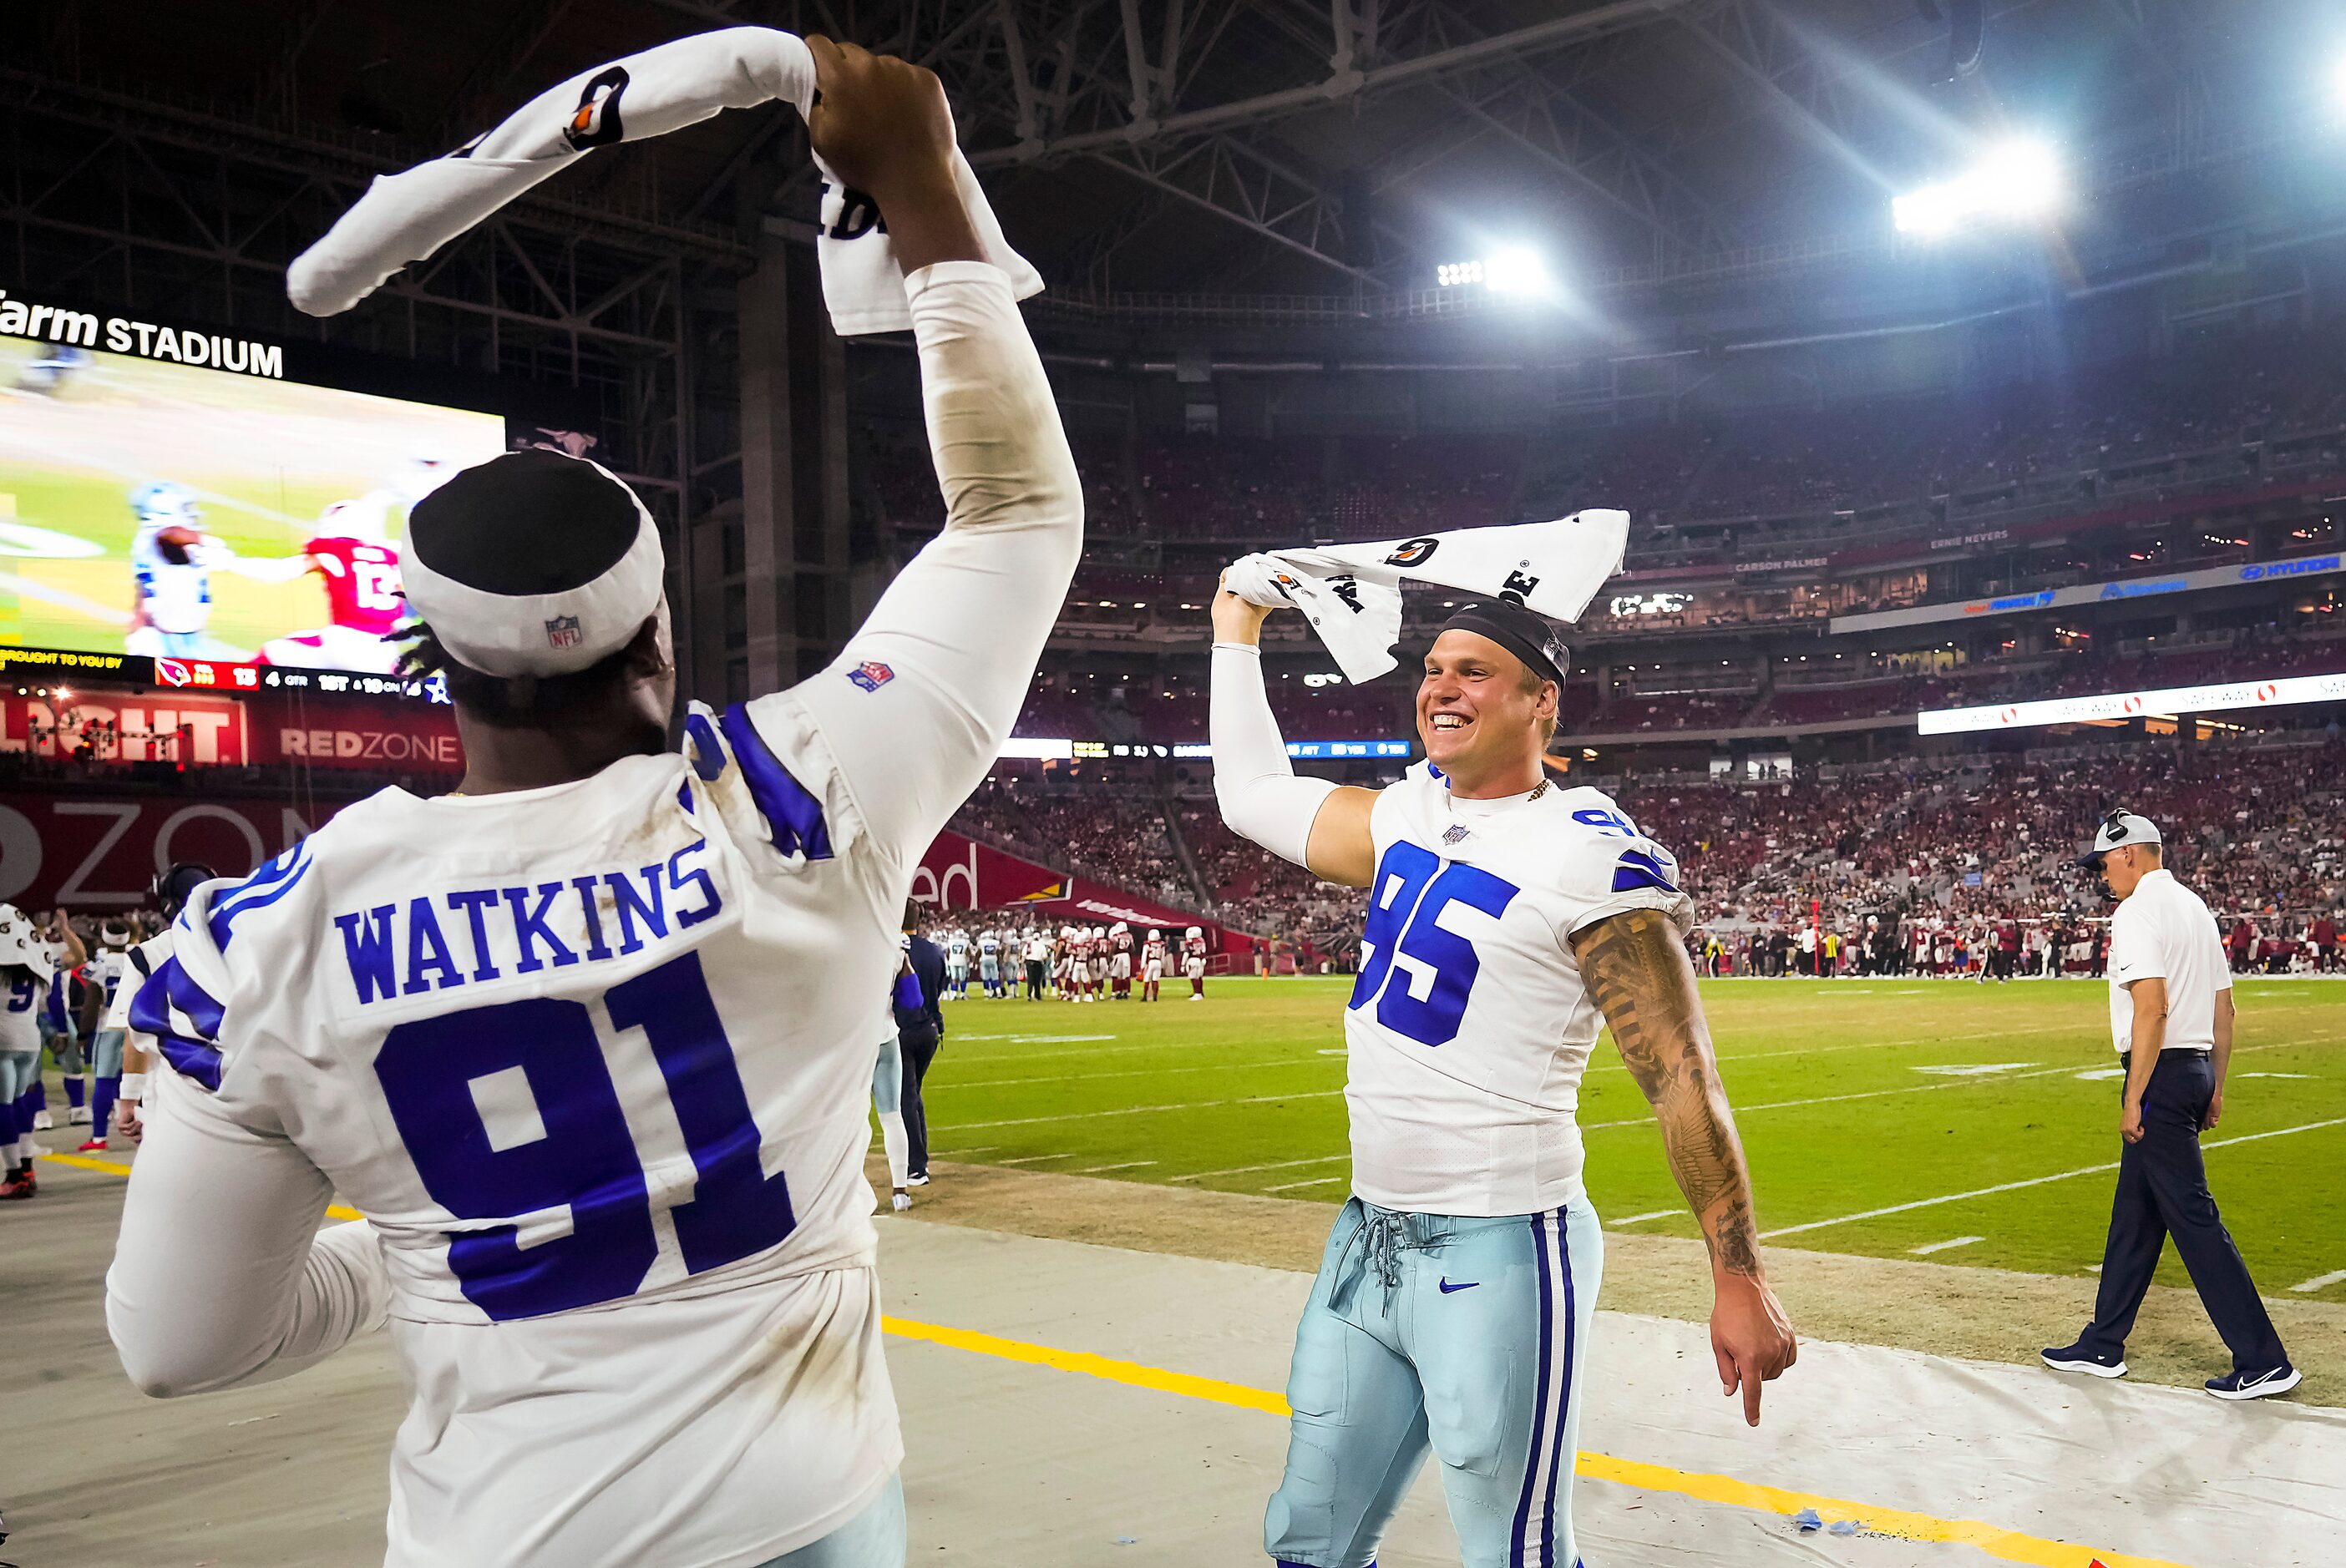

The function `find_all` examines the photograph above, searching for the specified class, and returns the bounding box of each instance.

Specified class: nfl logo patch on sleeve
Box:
[545,615,584,649]
[846,660,894,693]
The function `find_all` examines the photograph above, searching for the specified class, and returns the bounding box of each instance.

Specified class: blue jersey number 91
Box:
[374,949,795,1322]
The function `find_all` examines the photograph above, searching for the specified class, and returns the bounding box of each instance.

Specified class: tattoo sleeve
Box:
[1572,909,1764,1278]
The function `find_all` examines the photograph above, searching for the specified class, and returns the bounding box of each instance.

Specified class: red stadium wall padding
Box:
[914,828,1243,951]
[0,792,342,909]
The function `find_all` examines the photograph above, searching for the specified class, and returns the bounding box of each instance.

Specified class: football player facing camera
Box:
[1210,584,1796,1568]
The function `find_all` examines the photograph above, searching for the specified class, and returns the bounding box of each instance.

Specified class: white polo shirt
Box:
[2106,867,2230,1054]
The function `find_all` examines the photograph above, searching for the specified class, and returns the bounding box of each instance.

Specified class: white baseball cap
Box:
[2077,809,2162,867]
[403,448,664,678]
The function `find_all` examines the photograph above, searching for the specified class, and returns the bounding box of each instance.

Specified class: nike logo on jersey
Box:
[1437,1277,1479,1294]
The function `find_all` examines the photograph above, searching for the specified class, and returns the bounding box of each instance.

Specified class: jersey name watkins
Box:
[333,839,722,1007]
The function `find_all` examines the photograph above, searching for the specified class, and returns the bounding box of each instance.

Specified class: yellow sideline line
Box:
[46,1151,2189,1568]
[42,1151,363,1220]
[878,1313,2194,1568]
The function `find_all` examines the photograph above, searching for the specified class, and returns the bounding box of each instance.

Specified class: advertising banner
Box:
[913,829,1239,948]
[0,690,248,764]
[246,699,464,772]
[0,792,337,908]
[1833,553,2345,635]
[1918,670,2346,736]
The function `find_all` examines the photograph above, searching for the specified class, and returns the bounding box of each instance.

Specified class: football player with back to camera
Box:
[1209,584,1797,1568]
[104,38,1081,1568]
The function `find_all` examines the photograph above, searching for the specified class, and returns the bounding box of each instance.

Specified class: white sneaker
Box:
[1189,994,1203,1001]
[890,1191,911,1212]
[68,1106,91,1125]
[906,1173,930,1188]
[31,1110,53,1131]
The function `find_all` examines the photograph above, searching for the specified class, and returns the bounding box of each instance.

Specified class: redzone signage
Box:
[0,792,339,908]
[254,713,464,771]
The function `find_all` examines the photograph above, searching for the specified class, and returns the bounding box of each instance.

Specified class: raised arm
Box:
[1571,907,1796,1424]
[763,40,1081,860]
[1208,583,1377,888]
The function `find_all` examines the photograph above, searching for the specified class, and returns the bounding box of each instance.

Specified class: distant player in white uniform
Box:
[0,906,81,1198]
[945,927,972,999]
[1182,925,1208,999]
[1140,928,1167,1002]
[1209,588,1796,1568]
[124,483,237,660]
[976,928,1002,998]
[105,46,1082,1568]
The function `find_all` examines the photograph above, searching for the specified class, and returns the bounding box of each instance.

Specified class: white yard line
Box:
[1264,1176,1348,1193]
[1761,1116,2346,1239]
[1583,1064,2079,1130]
[1172,1155,1350,1181]
[1074,1161,1158,1174]
[1606,1209,1680,1227]
[1910,1236,1985,1256]
[941,1058,1332,1090]
[2290,1269,2346,1293]
[995,1153,1072,1166]
[943,1089,1344,1132]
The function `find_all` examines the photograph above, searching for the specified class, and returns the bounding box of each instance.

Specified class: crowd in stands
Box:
[940,734,2346,969]
[864,329,2346,564]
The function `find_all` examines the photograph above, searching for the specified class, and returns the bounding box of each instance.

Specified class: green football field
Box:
[919,976,2346,1297]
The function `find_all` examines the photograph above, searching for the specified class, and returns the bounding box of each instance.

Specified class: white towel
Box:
[286,27,1041,336]
[1223,510,1629,684]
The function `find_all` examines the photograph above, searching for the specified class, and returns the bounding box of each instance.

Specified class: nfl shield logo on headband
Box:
[545,615,584,650]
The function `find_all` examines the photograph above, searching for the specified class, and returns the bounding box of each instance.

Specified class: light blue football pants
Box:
[1267,1197,1603,1568]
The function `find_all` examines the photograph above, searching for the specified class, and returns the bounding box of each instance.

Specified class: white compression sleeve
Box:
[773,260,1082,862]
[106,1074,390,1399]
[1210,643,1336,869]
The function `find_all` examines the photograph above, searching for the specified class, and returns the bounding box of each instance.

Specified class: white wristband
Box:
[119,1072,149,1101]
[1211,641,1262,656]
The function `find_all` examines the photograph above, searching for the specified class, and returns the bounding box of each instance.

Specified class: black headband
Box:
[1438,601,1569,687]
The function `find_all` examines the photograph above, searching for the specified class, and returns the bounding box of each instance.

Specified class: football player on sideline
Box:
[106,40,1081,1568]
[1209,585,1796,1568]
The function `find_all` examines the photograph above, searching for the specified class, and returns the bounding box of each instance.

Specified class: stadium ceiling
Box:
[3,0,2310,311]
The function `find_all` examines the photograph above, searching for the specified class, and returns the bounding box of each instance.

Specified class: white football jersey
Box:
[134,673,1005,1565]
[131,524,225,633]
[0,943,54,1054]
[1345,766,1693,1217]
[108,258,1082,1568]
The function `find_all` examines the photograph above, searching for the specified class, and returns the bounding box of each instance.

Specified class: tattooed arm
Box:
[1572,907,1797,1424]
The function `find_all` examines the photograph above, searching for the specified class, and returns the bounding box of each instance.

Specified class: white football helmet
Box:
[1186,925,1203,938]
[0,904,44,968]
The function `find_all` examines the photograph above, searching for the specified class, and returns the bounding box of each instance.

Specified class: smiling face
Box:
[1416,629,1557,792]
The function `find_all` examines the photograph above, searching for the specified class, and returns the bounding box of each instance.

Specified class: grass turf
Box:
[919,975,2346,1297]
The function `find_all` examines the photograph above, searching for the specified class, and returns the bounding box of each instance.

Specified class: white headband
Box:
[401,456,665,678]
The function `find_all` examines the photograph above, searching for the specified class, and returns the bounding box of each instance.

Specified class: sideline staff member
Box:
[2043,811,2298,1399]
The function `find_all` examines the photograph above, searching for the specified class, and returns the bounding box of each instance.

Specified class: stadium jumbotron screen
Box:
[0,332,504,680]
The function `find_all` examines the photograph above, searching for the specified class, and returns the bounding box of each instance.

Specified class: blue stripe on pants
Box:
[1264,1198,1604,1568]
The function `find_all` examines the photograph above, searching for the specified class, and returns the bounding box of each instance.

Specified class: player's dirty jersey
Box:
[1345,764,1693,1217]
[134,689,953,1565]
[306,534,405,635]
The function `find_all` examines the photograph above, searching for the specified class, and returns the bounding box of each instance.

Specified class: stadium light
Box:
[1435,247,1555,296]
[1892,140,2062,238]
